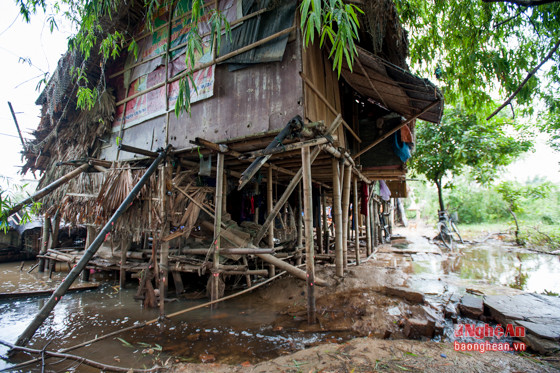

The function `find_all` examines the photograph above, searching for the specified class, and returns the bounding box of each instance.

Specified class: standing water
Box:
[0,262,350,371]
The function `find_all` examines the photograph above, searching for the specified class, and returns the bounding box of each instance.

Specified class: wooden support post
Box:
[365,191,373,256]
[316,187,323,255]
[253,183,259,223]
[120,235,131,290]
[222,167,227,215]
[38,214,51,273]
[353,178,360,265]
[159,165,172,318]
[296,183,303,266]
[81,226,95,282]
[373,199,379,246]
[332,159,343,277]
[341,164,352,270]
[171,271,184,295]
[322,192,329,253]
[301,146,316,324]
[242,255,251,287]
[267,166,275,275]
[212,152,225,303]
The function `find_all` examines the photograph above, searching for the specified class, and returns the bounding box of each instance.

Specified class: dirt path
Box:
[172,337,558,372]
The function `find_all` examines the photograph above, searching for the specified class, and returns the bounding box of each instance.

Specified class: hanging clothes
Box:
[379,180,391,201]
[360,181,369,216]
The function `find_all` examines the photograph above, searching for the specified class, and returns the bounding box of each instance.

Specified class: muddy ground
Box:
[170,225,560,372]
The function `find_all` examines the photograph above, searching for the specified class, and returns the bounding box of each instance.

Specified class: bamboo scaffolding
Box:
[341,162,352,270]
[252,115,343,245]
[353,177,360,265]
[15,147,170,348]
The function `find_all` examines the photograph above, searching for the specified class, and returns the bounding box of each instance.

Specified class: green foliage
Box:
[300,0,363,76]
[0,178,41,233]
[495,180,551,213]
[393,0,560,146]
[446,179,509,224]
[411,106,533,210]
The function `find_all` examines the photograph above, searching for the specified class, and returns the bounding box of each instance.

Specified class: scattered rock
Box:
[444,302,458,321]
[382,286,424,304]
[522,333,560,355]
[403,318,435,339]
[459,295,483,319]
[199,354,216,363]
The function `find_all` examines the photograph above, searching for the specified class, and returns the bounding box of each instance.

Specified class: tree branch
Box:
[487,39,560,120]
[0,339,161,373]
[483,0,560,6]
[493,9,523,29]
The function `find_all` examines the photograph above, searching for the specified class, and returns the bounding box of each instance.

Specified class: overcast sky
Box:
[0,2,559,187]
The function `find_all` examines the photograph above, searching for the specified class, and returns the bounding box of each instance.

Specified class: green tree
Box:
[393,0,560,146]
[411,107,533,213]
[495,180,550,244]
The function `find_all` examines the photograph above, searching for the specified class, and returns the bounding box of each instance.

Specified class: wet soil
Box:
[1,223,560,372]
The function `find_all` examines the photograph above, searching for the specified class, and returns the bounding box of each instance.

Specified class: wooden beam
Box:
[242,137,329,159]
[353,100,441,160]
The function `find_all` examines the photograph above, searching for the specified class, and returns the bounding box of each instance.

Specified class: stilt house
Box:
[21,0,443,302]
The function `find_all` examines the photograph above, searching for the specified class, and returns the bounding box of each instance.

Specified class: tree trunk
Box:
[435,177,445,212]
[508,207,522,245]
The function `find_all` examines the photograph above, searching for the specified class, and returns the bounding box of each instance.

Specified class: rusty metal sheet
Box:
[168,40,303,149]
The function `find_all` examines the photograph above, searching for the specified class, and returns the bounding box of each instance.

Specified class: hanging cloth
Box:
[379,180,391,201]
[360,181,369,216]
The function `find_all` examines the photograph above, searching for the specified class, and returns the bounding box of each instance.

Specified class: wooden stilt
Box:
[159,165,172,318]
[81,226,95,282]
[332,159,343,277]
[322,192,329,253]
[353,178,360,265]
[296,183,303,266]
[365,192,373,256]
[253,183,259,223]
[171,271,184,295]
[120,235,131,290]
[316,187,323,255]
[341,164,351,270]
[301,146,316,324]
[38,214,51,273]
[212,152,225,303]
[267,166,275,275]
[242,255,251,287]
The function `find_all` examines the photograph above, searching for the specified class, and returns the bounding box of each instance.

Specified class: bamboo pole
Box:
[353,177,360,265]
[301,146,316,324]
[341,162,352,270]
[365,187,372,256]
[316,187,323,255]
[159,164,172,318]
[15,147,170,348]
[120,236,131,290]
[212,152,225,302]
[81,226,95,281]
[332,159,343,277]
[200,220,327,286]
[38,214,51,273]
[8,102,27,152]
[322,192,329,252]
[6,164,90,217]
[297,183,303,253]
[252,115,343,245]
[243,137,329,159]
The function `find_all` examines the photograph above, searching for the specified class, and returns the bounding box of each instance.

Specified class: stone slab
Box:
[459,295,483,319]
[382,286,424,304]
